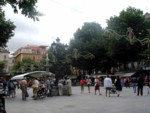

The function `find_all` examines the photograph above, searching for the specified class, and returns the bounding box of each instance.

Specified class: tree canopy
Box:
[68,7,150,74]
[106,6,150,70]
[0,0,41,47]
[0,9,15,47]
[0,0,42,21]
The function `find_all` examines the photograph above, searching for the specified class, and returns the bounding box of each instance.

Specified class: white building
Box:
[0,47,10,73]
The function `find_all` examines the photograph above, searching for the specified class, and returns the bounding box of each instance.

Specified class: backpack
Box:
[8,82,14,90]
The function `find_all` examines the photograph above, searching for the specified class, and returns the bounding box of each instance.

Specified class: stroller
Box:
[37,86,47,99]
[110,84,117,94]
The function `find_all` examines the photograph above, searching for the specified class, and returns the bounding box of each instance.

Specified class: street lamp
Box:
[51,37,69,82]
[45,53,50,72]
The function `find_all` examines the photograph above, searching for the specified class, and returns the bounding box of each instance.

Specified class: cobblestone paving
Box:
[5,86,150,113]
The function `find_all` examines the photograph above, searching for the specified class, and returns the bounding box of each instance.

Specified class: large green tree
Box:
[70,22,108,74]
[13,57,38,73]
[107,7,147,38]
[0,0,41,47]
[0,9,15,47]
[48,39,71,79]
[106,7,150,69]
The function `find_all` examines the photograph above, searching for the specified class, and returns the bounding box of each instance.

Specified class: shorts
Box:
[87,84,91,87]
[106,87,111,90]
[95,84,100,90]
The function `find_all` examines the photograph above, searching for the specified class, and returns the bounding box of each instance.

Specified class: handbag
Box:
[25,90,29,97]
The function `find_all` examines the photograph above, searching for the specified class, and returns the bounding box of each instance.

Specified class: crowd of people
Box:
[79,74,150,97]
[0,76,73,101]
[19,76,73,100]
[0,74,150,102]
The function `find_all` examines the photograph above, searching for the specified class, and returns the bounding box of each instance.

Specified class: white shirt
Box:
[32,79,39,88]
[66,79,72,87]
[104,77,112,88]
[86,79,92,85]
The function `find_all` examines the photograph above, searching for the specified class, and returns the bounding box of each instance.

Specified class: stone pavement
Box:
[5,86,150,113]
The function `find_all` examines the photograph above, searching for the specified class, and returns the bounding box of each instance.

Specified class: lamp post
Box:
[45,53,50,72]
[51,37,68,82]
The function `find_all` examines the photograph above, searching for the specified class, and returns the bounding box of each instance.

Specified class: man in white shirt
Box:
[32,78,39,99]
[104,75,112,97]
[66,77,72,96]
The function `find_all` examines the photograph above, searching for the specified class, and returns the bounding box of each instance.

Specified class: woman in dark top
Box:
[115,76,122,97]
[137,75,144,96]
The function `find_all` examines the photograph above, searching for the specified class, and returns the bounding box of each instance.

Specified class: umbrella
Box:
[131,70,150,78]
[11,71,53,80]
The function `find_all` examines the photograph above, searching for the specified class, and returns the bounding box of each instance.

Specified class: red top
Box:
[80,80,86,85]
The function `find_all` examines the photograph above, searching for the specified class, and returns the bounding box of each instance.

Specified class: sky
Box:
[3,0,150,53]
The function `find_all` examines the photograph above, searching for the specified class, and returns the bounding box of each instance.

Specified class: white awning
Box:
[11,71,53,80]
[122,73,134,77]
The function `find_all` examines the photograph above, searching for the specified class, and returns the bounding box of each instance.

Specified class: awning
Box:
[11,71,53,80]
[122,73,134,77]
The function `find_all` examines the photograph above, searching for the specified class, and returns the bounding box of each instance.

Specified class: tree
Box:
[106,7,150,70]
[70,22,107,74]
[0,0,42,47]
[107,7,146,38]
[0,0,42,21]
[13,57,37,73]
[0,61,5,72]
[0,9,16,47]
[48,41,71,79]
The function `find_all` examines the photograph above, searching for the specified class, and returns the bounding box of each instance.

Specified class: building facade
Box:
[13,45,48,63]
[0,47,10,73]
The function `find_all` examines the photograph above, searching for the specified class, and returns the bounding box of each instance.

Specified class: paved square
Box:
[5,86,150,113]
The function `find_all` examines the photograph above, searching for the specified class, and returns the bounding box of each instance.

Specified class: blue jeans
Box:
[132,83,136,93]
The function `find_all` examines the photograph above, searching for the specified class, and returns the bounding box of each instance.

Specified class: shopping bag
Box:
[25,91,29,97]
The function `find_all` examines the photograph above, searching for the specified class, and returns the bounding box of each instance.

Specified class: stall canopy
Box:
[11,71,53,80]
[122,73,134,77]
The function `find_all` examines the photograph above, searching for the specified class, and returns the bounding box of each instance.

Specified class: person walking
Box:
[115,76,122,97]
[86,77,92,93]
[58,79,64,96]
[94,76,101,95]
[104,75,112,97]
[137,75,144,96]
[125,77,130,88]
[80,78,86,93]
[131,77,137,93]
[7,80,15,97]
[20,77,27,100]
[66,77,72,96]
[32,78,39,99]
[45,76,52,97]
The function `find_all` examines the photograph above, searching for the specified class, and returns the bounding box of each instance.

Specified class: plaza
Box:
[5,86,150,113]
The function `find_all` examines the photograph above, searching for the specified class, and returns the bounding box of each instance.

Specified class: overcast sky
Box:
[3,0,150,53]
